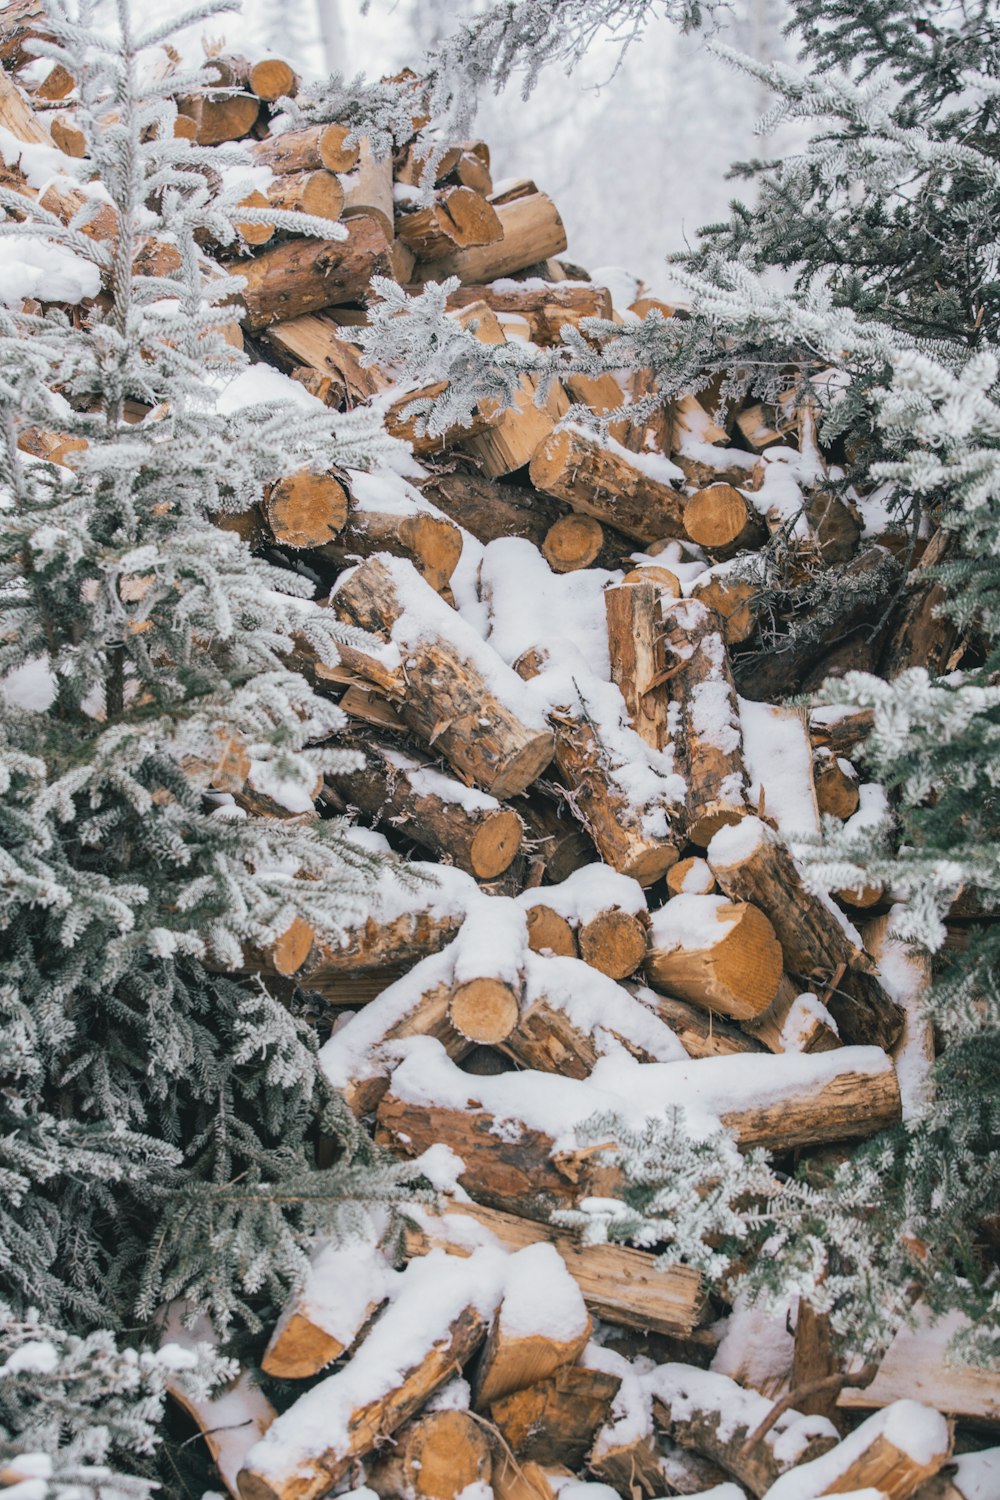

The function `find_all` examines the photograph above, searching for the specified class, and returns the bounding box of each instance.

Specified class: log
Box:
[646,894,783,1021]
[265,170,344,221]
[0,0,51,69]
[405,1200,706,1338]
[461,375,568,478]
[650,1364,838,1498]
[49,112,85,157]
[488,1364,622,1468]
[473,1242,591,1408]
[884,528,959,679]
[397,186,503,259]
[332,554,555,798]
[690,569,757,646]
[683,483,765,558]
[328,745,522,879]
[760,1400,951,1500]
[667,857,716,897]
[530,427,686,545]
[512,792,597,885]
[543,513,606,572]
[633,984,767,1057]
[237,1251,498,1500]
[430,281,612,346]
[262,470,348,548]
[299,907,464,992]
[454,147,494,195]
[225,216,392,332]
[251,123,360,175]
[813,747,860,819]
[265,313,384,403]
[249,58,300,102]
[261,1242,390,1378]
[366,1410,492,1500]
[416,191,568,283]
[341,137,394,240]
[707,816,905,1048]
[421,469,567,547]
[320,505,463,592]
[604,576,669,751]
[838,1307,1000,1424]
[524,903,579,958]
[181,72,260,146]
[661,597,751,847]
[743,977,842,1056]
[578,908,648,980]
[588,1429,674,1499]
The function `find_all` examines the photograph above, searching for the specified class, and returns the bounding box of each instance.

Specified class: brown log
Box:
[180,63,260,145]
[512,792,597,885]
[588,1429,674,1499]
[398,186,503,259]
[417,191,568,283]
[429,280,612,345]
[321,505,463,592]
[299,908,464,994]
[683,482,765,557]
[226,217,392,331]
[406,1200,706,1338]
[884,528,959,679]
[263,470,348,548]
[662,597,750,846]
[473,1251,590,1409]
[504,969,675,1078]
[707,814,905,1048]
[265,170,344,221]
[743,975,842,1056]
[604,576,669,751]
[329,745,522,879]
[578,908,647,980]
[0,0,51,69]
[461,376,568,478]
[264,314,383,404]
[49,112,85,157]
[34,61,74,100]
[421,469,566,547]
[237,1263,493,1500]
[792,1301,842,1426]
[261,1244,388,1378]
[651,1365,838,1498]
[252,122,360,175]
[667,857,716,897]
[332,554,554,797]
[809,706,875,758]
[735,402,787,450]
[543,513,605,572]
[524,903,579,958]
[249,58,299,102]
[622,563,682,597]
[813,747,860,819]
[366,1410,492,1500]
[450,976,521,1046]
[454,148,494,195]
[530,427,685,545]
[690,570,757,646]
[631,983,766,1057]
[646,894,783,1021]
[489,1365,622,1468]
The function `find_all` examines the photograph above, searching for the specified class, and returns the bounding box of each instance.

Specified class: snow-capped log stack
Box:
[3,29,977,1500]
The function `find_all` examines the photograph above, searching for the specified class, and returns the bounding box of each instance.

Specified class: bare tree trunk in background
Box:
[317,0,346,74]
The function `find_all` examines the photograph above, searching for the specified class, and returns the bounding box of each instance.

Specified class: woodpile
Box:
[5,29,994,1500]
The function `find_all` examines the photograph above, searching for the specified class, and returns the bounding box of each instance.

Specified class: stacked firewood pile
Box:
[2,19,997,1500]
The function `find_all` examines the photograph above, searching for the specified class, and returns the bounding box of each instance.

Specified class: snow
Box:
[1,1340,59,1375]
[382,749,502,812]
[867,910,933,1121]
[244,1249,508,1485]
[589,265,642,311]
[291,1240,396,1346]
[337,826,477,927]
[951,1447,1000,1500]
[739,700,820,837]
[711,1293,794,1397]
[780,994,838,1052]
[842,783,890,839]
[214,362,327,414]
[708,815,765,867]
[762,1401,949,1500]
[2,657,56,712]
[679,858,715,893]
[649,893,737,952]
[0,236,101,308]
[451,897,527,987]
[517,865,647,924]
[497,1242,589,1342]
[318,945,456,1094]
[647,1364,836,1462]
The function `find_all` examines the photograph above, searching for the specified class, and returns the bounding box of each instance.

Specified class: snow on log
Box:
[416,190,567,282]
[472,1241,591,1408]
[838,1307,1000,1424]
[517,866,649,979]
[251,122,360,175]
[761,1399,951,1500]
[646,894,783,1021]
[225,217,393,331]
[261,1241,394,1379]
[604,575,670,751]
[237,1249,504,1500]
[331,553,555,797]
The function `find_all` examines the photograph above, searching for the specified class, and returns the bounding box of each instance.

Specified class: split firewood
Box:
[434,280,612,344]
[605,574,669,751]
[261,1241,393,1378]
[404,1199,707,1338]
[518,867,649,980]
[49,111,85,157]
[237,1250,500,1500]
[667,856,716,896]
[319,503,463,592]
[813,747,861,819]
[707,816,905,1048]
[661,597,752,847]
[473,1241,591,1408]
[264,313,385,402]
[416,190,567,282]
[162,1306,276,1500]
[332,554,555,796]
[265,169,344,221]
[646,893,783,1021]
[225,216,393,331]
[328,743,523,878]
[453,146,493,194]
[249,57,299,101]
[339,136,394,239]
[690,567,758,646]
[511,790,597,884]
[492,1459,571,1500]
[683,483,766,558]
[759,1399,951,1500]
[366,1410,493,1500]
[735,401,787,450]
[530,426,686,545]
[488,1362,623,1469]
[421,468,567,547]
[0,0,52,69]
[839,1306,1000,1425]
[503,953,685,1077]
[397,185,503,259]
[262,470,348,548]
[809,706,875,759]
[461,376,569,477]
[251,122,360,175]
[588,1428,675,1499]
[649,1364,838,1497]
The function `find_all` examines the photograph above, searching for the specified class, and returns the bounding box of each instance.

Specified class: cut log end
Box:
[667,856,716,897]
[687,803,748,851]
[265,471,349,549]
[579,909,647,979]
[470,808,525,879]
[684,482,762,555]
[489,730,558,800]
[526,904,578,958]
[648,898,784,1020]
[624,843,679,887]
[543,514,605,572]
[449,977,521,1044]
[249,58,298,101]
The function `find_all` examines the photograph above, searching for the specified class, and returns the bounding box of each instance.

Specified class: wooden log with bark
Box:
[472,1242,591,1408]
[319,503,463,592]
[225,216,393,331]
[366,1411,493,1500]
[646,893,783,1021]
[251,122,360,175]
[416,190,567,282]
[397,185,503,259]
[488,1363,623,1469]
[604,575,669,751]
[530,426,686,545]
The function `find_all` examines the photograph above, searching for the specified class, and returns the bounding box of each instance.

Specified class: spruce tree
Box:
[0,0,432,1484]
